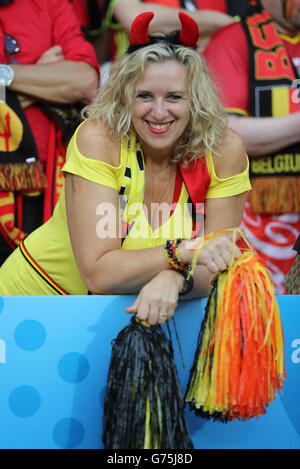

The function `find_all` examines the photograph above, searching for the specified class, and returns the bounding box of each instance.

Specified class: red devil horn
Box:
[129,12,154,46]
[178,12,199,48]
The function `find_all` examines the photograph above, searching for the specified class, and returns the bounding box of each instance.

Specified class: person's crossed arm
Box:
[204,22,300,158]
[9,54,98,105]
[8,0,99,106]
[113,0,235,39]
[227,112,300,157]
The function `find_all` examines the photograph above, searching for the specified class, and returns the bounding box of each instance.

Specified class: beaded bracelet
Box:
[164,238,192,273]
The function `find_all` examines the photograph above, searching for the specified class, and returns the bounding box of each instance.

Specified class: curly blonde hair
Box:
[83,41,227,164]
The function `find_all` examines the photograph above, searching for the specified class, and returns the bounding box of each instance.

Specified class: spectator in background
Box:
[100,0,235,67]
[71,0,111,65]
[71,1,250,66]
[204,0,300,293]
[0,0,99,266]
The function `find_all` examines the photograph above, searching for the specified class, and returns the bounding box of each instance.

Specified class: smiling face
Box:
[131,60,190,160]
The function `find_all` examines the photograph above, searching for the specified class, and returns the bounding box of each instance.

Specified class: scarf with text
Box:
[241,2,300,214]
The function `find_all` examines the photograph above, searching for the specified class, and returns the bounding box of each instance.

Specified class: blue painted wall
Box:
[0,295,299,449]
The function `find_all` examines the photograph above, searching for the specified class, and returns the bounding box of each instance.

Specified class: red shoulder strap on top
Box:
[179,156,210,207]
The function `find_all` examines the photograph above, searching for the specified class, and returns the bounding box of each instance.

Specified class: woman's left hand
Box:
[125,270,184,325]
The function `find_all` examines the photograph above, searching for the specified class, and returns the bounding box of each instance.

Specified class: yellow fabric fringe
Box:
[185,228,286,420]
[249,177,300,214]
[0,162,48,192]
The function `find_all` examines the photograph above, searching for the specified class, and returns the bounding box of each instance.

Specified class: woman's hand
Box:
[125,270,184,326]
[179,232,242,275]
[195,234,242,274]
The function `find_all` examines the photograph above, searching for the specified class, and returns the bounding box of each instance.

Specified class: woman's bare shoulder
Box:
[212,127,247,179]
[76,119,121,166]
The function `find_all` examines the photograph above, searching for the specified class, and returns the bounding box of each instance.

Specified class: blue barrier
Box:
[0,295,299,449]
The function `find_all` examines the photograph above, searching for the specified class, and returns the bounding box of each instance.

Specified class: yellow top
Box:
[63,123,251,198]
[20,123,251,295]
[62,124,251,252]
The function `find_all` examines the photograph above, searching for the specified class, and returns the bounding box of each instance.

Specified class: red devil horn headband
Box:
[129,12,154,46]
[178,12,199,48]
[129,11,199,48]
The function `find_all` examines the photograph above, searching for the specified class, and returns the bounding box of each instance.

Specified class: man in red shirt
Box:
[0,0,99,265]
[204,0,300,293]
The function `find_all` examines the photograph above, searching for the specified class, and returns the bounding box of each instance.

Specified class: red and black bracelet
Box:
[164,238,194,295]
[164,238,191,272]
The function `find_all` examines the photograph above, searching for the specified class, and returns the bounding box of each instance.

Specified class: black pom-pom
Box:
[102,316,194,449]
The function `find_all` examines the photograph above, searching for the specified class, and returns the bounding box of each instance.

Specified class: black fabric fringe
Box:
[102,316,194,449]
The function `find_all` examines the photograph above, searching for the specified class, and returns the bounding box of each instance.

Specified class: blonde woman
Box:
[0,13,251,326]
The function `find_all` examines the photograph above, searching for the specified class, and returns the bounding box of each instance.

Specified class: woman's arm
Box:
[65,121,172,294]
[66,169,235,294]
[66,173,173,293]
[113,0,234,35]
